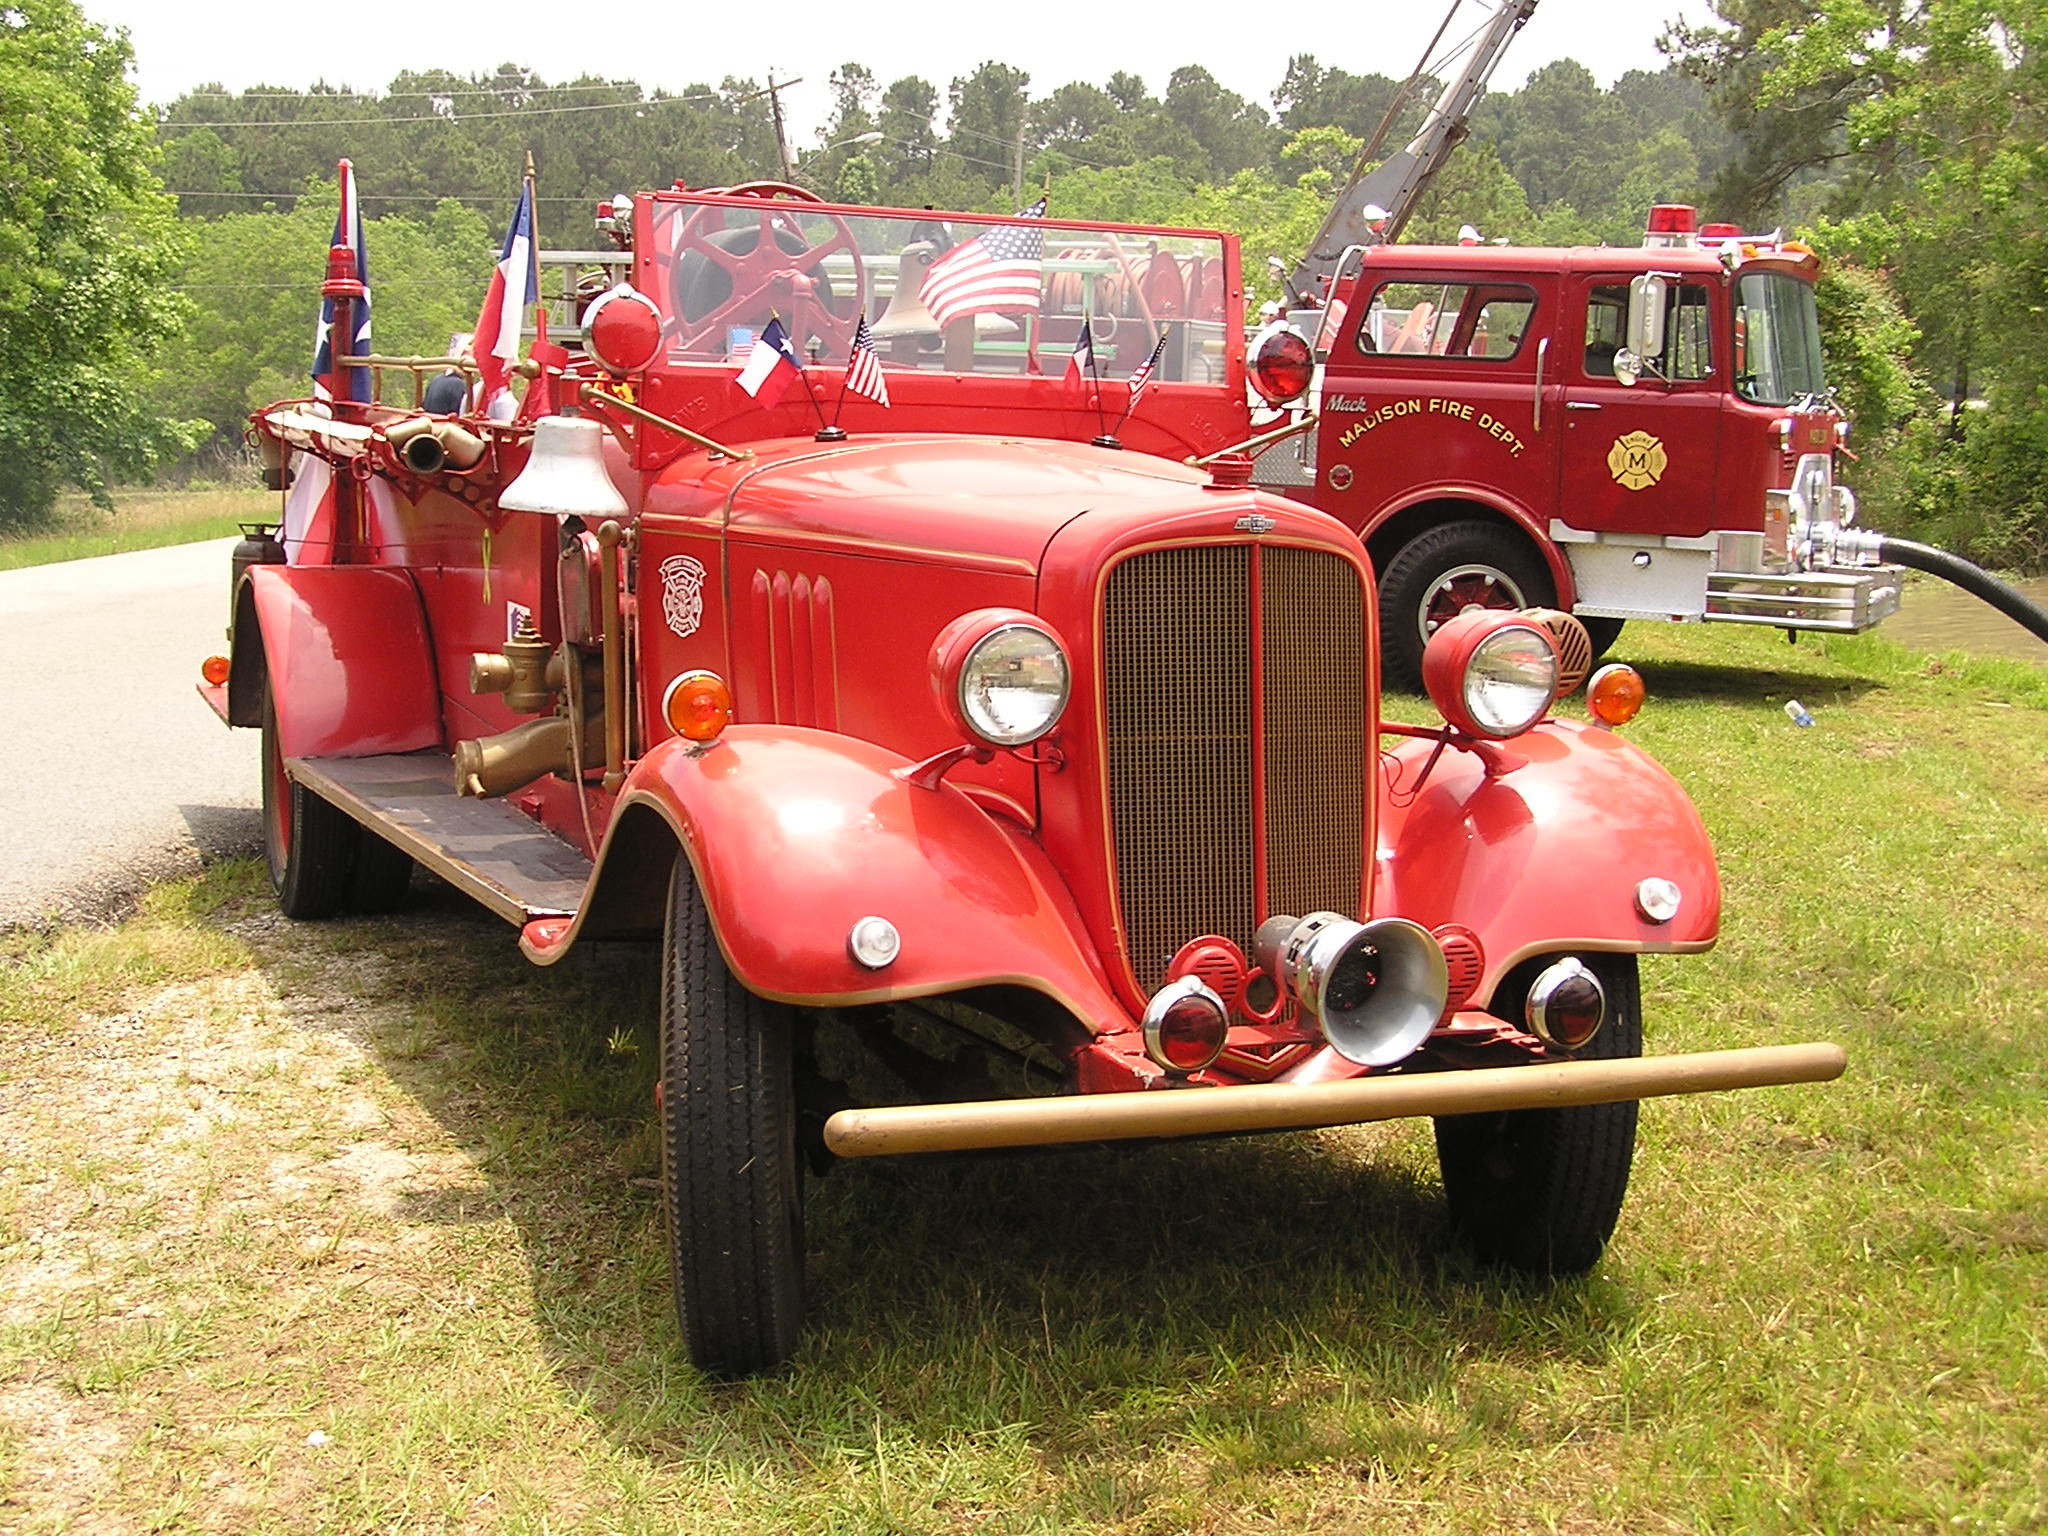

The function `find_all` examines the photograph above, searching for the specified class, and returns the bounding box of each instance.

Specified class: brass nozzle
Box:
[453,717,572,798]
[469,619,564,715]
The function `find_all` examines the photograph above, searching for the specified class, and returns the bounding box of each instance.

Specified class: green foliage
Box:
[1672,1,2048,567]
[0,0,203,527]
[152,186,491,453]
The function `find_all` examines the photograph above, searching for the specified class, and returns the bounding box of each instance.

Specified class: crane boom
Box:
[1289,0,1538,300]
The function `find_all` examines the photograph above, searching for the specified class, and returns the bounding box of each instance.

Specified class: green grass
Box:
[0,483,276,571]
[0,622,2042,1532]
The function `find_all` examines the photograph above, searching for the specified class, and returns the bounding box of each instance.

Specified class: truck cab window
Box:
[1585,287,1627,376]
[1585,282,1711,381]
[1358,282,1536,359]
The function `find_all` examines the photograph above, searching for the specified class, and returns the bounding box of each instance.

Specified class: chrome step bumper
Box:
[1705,565,1903,631]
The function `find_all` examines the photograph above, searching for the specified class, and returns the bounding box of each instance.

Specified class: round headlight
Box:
[1422,609,1558,740]
[930,610,1071,748]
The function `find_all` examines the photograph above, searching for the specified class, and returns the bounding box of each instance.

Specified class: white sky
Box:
[84,0,1708,146]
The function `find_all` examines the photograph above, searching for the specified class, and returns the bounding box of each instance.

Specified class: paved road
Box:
[0,538,261,929]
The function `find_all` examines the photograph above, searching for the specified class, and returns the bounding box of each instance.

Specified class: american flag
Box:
[310,158,371,403]
[918,198,1046,330]
[843,313,890,407]
[1127,328,1168,406]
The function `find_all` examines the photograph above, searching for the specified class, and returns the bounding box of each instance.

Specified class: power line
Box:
[175,80,668,100]
[156,93,739,131]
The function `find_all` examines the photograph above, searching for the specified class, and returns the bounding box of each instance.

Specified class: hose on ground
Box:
[1873,536,2048,648]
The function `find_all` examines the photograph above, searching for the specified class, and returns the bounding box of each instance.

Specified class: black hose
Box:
[1875,536,2048,647]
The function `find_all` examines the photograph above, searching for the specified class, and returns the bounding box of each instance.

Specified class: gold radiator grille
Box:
[1261,546,1366,927]
[1103,544,1368,993]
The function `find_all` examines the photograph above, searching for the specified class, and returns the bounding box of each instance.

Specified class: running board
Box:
[289,752,593,924]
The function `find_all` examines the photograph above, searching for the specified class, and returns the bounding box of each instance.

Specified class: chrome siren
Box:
[1253,912,1450,1067]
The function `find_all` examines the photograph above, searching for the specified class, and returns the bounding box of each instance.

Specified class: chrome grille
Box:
[1103,544,1368,993]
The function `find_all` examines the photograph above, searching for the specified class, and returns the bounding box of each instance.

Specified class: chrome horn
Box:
[1253,912,1449,1067]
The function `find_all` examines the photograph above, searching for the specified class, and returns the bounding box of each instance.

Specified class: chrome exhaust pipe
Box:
[1254,912,1449,1067]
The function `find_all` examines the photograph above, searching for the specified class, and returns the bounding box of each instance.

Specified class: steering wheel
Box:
[667,183,865,359]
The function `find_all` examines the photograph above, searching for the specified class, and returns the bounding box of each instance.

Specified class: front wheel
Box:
[658,860,805,1376]
[1377,520,1555,692]
[1434,952,1642,1276]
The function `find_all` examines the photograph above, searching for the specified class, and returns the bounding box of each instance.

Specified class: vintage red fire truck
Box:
[1257,207,1901,688]
[203,181,1843,1375]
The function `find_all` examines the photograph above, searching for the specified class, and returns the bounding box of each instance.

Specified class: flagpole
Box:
[778,311,837,438]
[1085,318,1109,442]
[1113,328,1168,435]
[830,312,860,432]
[523,150,543,346]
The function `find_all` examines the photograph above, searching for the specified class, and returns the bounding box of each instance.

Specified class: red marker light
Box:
[1250,326,1314,404]
[581,285,664,376]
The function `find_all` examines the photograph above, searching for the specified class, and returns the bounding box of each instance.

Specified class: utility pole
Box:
[1012,118,1025,206]
[766,73,796,182]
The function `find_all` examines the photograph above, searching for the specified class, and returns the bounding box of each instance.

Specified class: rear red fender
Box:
[1375,717,1719,999]
[234,566,443,758]
[539,726,1129,1023]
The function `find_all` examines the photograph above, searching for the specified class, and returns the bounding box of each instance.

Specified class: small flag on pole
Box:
[919,198,1047,330]
[310,159,371,404]
[1127,329,1168,408]
[736,315,803,406]
[473,181,538,416]
[843,314,890,407]
[1067,319,1096,385]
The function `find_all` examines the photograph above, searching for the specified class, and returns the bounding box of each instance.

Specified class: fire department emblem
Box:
[659,554,706,638]
[1607,431,1668,491]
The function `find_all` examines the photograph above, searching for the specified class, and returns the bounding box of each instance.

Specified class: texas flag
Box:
[310,158,371,404]
[473,182,538,415]
[736,316,802,407]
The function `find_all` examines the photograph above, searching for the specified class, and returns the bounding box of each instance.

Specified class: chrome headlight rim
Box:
[958,620,1070,747]
[930,609,1073,750]
[1423,608,1560,740]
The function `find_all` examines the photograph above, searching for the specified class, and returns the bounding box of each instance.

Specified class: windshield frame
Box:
[637,191,1242,384]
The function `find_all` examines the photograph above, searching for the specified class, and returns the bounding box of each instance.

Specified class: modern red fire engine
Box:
[1257,206,1898,687]
[203,179,1843,1374]
[1256,0,1899,686]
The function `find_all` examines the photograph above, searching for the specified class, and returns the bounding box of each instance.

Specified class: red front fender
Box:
[1375,717,1719,999]
[534,727,1128,1026]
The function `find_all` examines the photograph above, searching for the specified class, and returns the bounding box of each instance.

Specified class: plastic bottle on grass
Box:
[1784,699,1815,728]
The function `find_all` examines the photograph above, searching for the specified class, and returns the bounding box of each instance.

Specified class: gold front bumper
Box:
[822,1042,1847,1158]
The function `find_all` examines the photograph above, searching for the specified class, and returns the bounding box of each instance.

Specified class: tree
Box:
[153,188,491,457]
[0,0,202,525]
[1670,1,2048,565]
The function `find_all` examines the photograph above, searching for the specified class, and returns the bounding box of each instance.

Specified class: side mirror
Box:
[1611,348,1642,387]
[1625,275,1668,361]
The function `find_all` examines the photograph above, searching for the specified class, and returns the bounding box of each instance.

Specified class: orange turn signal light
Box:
[1587,663,1645,727]
[662,670,733,743]
[201,655,231,687]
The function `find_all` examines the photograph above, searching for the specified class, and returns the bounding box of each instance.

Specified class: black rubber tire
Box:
[1581,616,1627,663]
[260,687,356,920]
[1378,520,1555,692]
[1434,952,1642,1276]
[347,829,414,914]
[658,860,804,1376]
